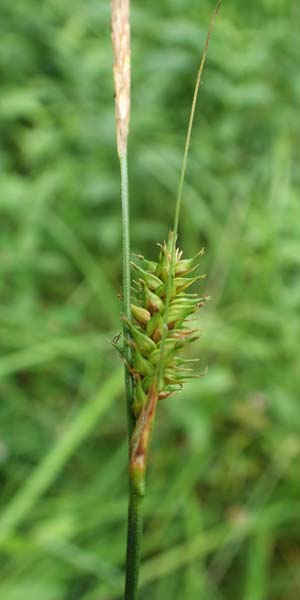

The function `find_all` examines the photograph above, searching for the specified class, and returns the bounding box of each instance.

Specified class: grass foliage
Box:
[1,0,300,598]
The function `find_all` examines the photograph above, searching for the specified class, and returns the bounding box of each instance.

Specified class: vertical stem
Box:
[125,492,144,600]
[120,151,144,598]
[111,1,143,595]
[120,152,135,439]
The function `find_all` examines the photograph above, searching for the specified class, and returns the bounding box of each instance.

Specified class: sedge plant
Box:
[111,1,223,598]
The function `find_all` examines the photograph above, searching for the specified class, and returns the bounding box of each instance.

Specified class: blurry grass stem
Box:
[0,370,123,546]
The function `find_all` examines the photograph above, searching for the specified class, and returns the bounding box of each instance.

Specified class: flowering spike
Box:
[116,234,208,418]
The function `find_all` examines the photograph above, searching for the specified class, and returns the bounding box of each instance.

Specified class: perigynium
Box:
[111,1,223,598]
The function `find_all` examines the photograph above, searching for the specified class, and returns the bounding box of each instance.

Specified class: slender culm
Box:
[111,2,144,598]
[111,0,134,435]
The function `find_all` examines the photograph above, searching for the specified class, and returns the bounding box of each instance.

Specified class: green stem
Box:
[125,491,144,600]
[120,152,144,598]
[120,152,135,439]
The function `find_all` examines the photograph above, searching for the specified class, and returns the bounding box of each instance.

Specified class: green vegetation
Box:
[0,0,300,599]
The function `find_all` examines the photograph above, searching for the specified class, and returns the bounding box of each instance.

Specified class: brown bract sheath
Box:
[111,0,131,157]
[129,385,159,497]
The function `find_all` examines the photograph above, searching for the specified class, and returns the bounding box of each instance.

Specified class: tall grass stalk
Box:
[120,152,135,438]
[120,149,145,600]
[111,1,143,597]
[111,0,133,436]
[111,1,222,598]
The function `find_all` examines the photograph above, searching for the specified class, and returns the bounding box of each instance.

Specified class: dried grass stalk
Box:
[111,0,131,157]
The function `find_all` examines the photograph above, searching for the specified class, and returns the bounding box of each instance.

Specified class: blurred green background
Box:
[1,0,300,598]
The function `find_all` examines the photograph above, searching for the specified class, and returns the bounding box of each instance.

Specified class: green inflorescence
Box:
[119,232,209,419]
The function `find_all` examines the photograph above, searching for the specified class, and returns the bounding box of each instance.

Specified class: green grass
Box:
[1,0,300,598]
